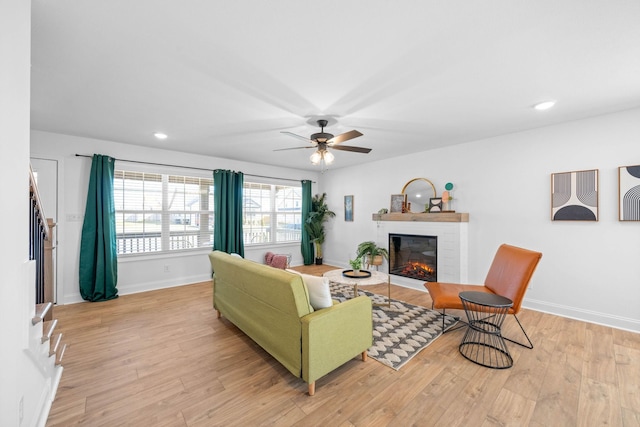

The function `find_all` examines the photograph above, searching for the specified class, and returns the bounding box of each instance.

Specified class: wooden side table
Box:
[458,291,513,369]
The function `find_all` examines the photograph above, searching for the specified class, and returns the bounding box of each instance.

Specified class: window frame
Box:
[114,162,214,257]
[242,180,302,247]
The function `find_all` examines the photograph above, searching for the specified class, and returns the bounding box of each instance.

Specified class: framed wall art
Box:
[390,194,405,213]
[428,197,443,212]
[344,195,354,222]
[551,169,598,221]
[619,164,640,221]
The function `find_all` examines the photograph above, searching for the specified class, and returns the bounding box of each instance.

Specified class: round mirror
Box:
[401,178,436,213]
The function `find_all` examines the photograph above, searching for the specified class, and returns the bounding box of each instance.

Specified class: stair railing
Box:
[29,166,54,317]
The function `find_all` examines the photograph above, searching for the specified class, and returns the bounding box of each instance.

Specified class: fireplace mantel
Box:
[372,212,469,222]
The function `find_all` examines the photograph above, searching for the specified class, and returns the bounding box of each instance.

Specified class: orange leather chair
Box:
[425,244,542,348]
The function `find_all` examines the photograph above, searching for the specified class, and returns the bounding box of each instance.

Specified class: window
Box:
[114,169,300,254]
[243,182,301,245]
[114,170,213,254]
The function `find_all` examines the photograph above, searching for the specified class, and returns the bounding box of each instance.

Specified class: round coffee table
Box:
[323,269,391,307]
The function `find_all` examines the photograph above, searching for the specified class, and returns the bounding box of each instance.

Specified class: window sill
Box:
[117,247,211,262]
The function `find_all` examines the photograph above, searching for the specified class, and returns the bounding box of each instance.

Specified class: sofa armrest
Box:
[301,295,373,385]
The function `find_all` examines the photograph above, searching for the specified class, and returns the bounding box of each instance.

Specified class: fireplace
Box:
[389,233,437,282]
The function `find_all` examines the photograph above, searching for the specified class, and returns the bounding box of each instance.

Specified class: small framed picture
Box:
[344,195,354,222]
[390,194,405,213]
[429,198,443,212]
[619,164,640,221]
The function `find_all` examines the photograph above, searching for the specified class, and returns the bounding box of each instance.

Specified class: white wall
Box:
[0,1,54,426]
[321,108,640,332]
[31,131,319,304]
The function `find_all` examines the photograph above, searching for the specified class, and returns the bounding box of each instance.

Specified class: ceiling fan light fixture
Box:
[323,150,335,165]
[310,151,322,165]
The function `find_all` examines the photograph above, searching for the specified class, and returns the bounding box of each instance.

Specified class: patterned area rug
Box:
[330,282,458,371]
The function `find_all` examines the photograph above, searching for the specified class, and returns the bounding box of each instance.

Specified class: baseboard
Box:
[523,298,640,333]
[36,366,63,427]
[35,383,51,427]
[50,365,63,402]
[62,274,212,304]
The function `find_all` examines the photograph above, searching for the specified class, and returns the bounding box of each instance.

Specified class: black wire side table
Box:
[458,291,514,369]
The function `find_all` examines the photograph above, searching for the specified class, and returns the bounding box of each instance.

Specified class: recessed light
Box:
[533,101,556,111]
[153,132,168,140]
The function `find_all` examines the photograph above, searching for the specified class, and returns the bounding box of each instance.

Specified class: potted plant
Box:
[304,193,336,265]
[348,257,362,274]
[356,241,389,270]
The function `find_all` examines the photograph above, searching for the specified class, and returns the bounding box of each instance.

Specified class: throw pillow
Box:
[287,270,333,310]
[265,252,288,269]
[264,251,274,264]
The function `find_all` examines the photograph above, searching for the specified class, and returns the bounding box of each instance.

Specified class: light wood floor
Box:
[47,264,640,426]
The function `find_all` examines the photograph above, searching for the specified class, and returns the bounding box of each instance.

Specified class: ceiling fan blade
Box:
[327,130,363,145]
[273,146,315,152]
[331,145,372,154]
[281,131,313,143]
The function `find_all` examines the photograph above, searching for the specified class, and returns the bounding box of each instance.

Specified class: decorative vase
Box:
[443,198,454,212]
[443,184,455,212]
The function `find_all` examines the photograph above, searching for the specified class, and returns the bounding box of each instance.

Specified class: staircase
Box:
[29,166,66,425]
[34,303,66,365]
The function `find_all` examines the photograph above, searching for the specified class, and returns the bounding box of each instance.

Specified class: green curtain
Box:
[213,169,244,256]
[79,154,118,301]
[300,180,313,265]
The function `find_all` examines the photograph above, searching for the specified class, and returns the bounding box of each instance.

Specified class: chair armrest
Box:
[301,295,373,384]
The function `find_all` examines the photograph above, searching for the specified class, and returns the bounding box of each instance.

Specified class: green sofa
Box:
[208,250,373,395]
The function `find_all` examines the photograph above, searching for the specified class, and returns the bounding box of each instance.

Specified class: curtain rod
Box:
[74,154,315,184]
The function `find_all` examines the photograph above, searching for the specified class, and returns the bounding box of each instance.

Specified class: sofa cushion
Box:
[287,270,332,310]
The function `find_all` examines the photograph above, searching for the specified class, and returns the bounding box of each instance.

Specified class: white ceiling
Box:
[30,1,640,171]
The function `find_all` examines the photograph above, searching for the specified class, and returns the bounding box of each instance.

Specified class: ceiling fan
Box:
[276,119,371,166]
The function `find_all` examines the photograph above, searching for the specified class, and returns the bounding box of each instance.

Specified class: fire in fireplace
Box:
[389,233,437,282]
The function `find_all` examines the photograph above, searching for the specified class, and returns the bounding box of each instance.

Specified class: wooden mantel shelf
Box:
[372,212,469,222]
